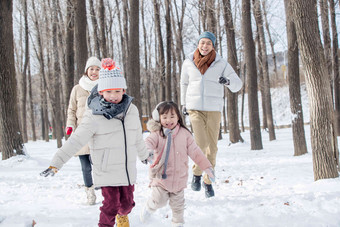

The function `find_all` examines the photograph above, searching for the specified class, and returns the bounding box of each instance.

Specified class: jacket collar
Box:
[87,84,133,120]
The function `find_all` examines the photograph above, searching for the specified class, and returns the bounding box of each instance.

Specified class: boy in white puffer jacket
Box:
[41,58,150,227]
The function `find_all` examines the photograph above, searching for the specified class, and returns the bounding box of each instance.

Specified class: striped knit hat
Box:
[98,58,127,91]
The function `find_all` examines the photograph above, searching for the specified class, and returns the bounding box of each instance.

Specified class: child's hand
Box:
[204,167,215,183]
[141,152,154,165]
[40,166,58,177]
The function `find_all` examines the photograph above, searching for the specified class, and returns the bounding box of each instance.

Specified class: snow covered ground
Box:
[1,85,340,227]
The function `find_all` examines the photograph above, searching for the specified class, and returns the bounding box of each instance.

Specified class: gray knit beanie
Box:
[84,56,101,73]
[198,31,216,47]
[98,58,127,91]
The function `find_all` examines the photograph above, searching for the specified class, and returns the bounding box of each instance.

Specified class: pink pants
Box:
[98,185,135,227]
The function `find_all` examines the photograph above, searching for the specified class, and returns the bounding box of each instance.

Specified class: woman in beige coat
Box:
[65,56,101,205]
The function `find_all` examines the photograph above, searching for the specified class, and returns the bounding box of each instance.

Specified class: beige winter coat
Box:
[51,103,149,187]
[66,76,97,156]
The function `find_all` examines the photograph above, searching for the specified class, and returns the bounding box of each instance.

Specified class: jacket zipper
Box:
[121,119,131,185]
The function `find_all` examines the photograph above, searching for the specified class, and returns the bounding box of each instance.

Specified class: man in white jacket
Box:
[180,31,243,198]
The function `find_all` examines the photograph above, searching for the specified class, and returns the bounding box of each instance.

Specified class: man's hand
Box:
[219,76,230,85]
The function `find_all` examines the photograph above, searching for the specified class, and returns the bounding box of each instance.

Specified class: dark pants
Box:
[98,185,135,227]
[79,155,93,187]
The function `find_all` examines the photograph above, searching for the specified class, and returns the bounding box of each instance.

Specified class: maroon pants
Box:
[98,185,135,227]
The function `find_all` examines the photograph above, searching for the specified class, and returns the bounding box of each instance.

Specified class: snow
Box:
[1,85,340,227]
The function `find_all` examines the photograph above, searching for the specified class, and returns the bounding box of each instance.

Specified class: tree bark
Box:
[291,0,338,180]
[153,0,166,101]
[284,0,308,156]
[253,0,276,140]
[165,0,172,100]
[127,0,141,114]
[0,0,25,160]
[329,0,340,137]
[89,0,101,58]
[99,0,107,58]
[65,0,75,111]
[74,0,88,82]
[222,0,243,143]
[19,0,29,143]
[242,0,263,150]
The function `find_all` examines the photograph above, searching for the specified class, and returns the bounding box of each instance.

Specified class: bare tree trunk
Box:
[19,0,29,143]
[256,32,267,130]
[27,64,37,141]
[141,0,152,117]
[51,0,63,147]
[122,0,129,76]
[153,0,166,101]
[262,0,278,81]
[89,0,101,58]
[127,0,141,114]
[253,0,276,140]
[74,0,88,82]
[65,0,75,111]
[32,0,49,141]
[291,0,338,180]
[284,0,308,156]
[0,0,25,159]
[165,0,172,100]
[99,0,107,58]
[329,0,340,137]
[115,0,127,71]
[206,0,217,34]
[222,0,243,143]
[319,0,333,83]
[242,0,263,150]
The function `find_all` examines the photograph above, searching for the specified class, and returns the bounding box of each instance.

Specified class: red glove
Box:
[66,127,73,135]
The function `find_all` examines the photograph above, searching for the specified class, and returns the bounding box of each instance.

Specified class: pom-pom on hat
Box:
[98,58,127,92]
[84,56,101,73]
[198,31,216,47]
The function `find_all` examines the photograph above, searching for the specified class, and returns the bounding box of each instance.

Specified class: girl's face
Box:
[87,66,101,81]
[197,38,214,56]
[160,109,179,130]
[99,89,125,104]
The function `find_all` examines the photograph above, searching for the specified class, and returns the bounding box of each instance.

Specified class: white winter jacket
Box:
[180,51,243,112]
[51,92,149,187]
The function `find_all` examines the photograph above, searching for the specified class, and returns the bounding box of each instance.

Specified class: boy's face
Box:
[99,89,125,104]
[197,38,214,56]
[160,109,179,130]
[87,66,101,81]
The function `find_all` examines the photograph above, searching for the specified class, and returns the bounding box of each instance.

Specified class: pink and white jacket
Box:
[146,119,212,193]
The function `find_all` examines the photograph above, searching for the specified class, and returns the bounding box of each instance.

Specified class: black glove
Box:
[182,106,188,116]
[40,166,58,177]
[219,76,230,85]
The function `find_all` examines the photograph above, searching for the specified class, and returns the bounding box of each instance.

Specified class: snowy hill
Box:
[1,85,340,227]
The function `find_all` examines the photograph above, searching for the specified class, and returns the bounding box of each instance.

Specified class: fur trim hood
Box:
[147,118,162,132]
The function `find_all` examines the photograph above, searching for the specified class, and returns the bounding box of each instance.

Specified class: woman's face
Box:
[87,66,101,81]
[197,38,214,56]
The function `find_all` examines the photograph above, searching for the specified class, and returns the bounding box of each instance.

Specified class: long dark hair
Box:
[156,101,191,138]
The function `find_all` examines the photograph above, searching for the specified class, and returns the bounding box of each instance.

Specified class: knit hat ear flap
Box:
[152,102,165,122]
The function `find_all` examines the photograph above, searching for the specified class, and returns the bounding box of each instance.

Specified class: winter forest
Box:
[1,0,340,185]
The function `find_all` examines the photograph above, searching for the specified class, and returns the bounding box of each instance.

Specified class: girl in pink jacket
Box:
[140,101,215,227]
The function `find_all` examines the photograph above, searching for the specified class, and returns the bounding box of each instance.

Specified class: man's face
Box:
[197,38,214,56]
